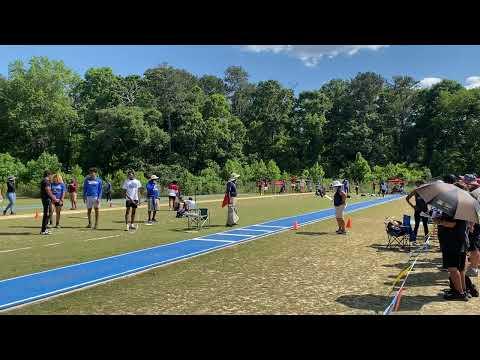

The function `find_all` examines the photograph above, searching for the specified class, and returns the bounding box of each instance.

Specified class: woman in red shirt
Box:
[68,178,78,210]
[167,181,180,211]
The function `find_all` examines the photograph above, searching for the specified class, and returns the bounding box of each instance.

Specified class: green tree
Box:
[24,152,62,183]
[266,159,281,180]
[309,162,325,183]
[0,57,80,166]
[0,153,26,182]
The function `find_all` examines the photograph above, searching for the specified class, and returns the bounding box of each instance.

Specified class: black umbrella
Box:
[415,181,480,223]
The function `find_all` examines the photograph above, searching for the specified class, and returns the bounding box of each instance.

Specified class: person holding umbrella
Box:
[416,181,480,300]
[225,173,240,227]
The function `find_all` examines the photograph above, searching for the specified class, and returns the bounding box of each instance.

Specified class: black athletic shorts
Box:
[126,199,139,209]
[443,250,466,271]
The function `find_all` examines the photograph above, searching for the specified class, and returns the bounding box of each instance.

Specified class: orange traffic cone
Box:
[346,218,352,229]
[293,221,300,230]
[34,210,39,220]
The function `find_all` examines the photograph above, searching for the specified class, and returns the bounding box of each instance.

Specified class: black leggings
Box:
[41,198,51,232]
[413,210,429,240]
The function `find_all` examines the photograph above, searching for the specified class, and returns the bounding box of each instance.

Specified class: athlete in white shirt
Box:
[122,170,142,231]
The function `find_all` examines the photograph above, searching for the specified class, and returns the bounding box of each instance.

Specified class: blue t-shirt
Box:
[51,182,66,199]
[83,177,103,198]
[146,180,159,198]
[226,181,237,197]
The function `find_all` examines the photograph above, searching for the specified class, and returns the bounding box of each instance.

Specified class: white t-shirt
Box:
[185,199,196,210]
[122,179,142,201]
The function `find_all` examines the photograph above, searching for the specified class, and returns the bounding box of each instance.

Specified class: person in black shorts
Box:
[122,171,142,231]
[434,214,469,301]
[40,171,59,235]
[406,180,429,244]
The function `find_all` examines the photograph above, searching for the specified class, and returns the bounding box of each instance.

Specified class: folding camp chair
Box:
[385,215,413,249]
[186,208,210,230]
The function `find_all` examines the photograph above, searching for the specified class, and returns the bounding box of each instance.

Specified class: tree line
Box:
[1,56,478,193]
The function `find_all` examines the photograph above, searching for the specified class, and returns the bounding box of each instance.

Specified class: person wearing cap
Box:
[122,170,142,231]
[226,173,240,226]
[332,180,347,235]
[3,175,16,216]
[145,175,159,225]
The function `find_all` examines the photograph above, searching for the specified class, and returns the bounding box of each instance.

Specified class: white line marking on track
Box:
[84,235,121,242]
[234,228,271,232]
[0,247,32,253]
[217,233,254,237]
[195,238,236,243]
[43,243,62,247]
[250,225,287,228]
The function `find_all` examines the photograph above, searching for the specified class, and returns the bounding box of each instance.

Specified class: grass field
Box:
[2,192,476,315]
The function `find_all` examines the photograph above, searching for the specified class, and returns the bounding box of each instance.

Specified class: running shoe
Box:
[145,221,153,226]
[443,291,469,301]
[86,223,92,228]
[40,230,50,235]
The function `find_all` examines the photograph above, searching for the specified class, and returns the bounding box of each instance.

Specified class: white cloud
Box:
[240,45,388,67]
[416,77,443,89]
[465,76,480,89]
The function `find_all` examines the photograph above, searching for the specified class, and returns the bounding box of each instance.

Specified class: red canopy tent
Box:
[387,177,406,185]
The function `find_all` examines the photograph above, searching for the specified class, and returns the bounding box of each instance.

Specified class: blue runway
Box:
[0,195,402,311]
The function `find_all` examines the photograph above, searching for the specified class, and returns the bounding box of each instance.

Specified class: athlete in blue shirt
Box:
[145,175,160,224]
[83,167,103,229]
[50,174,66,228]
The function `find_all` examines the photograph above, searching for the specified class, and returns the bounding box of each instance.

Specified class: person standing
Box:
[3,176,16,215]
[380,181,387,197]
[332,180,347,235]
[167,181,179,211]
[83,167,102,229]
[433,214,469,301]
[145,174,159,225]
[355,183,359,196]
[372,181,376,195]
[50,174,66,228]
[406,180,429,244]
[104,179,113,205]
[122,170,142,231]
[40,171,59,235]
[226,173,240,227]
[68,178,78,210]
[342,179,350,196]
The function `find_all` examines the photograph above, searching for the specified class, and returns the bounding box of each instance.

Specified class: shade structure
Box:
[415,181,480,223]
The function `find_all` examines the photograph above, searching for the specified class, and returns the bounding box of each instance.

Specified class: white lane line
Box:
[0,247,32,254]
[217,233,254,237]
[234,228,270,233]
[250,225,287,228]
[84,235,121,242]
[194,238,236,243]
[43,243,62,247]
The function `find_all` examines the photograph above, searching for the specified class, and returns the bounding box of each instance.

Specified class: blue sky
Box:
[0,45,479,92]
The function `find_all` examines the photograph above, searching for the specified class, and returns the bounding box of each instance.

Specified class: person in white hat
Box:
[145,174,160,225]
[226,173,240,226]
[332,180,347,234]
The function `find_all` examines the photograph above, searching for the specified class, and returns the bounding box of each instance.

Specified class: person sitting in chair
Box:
[175,196,185,217]
[177,197,197,218]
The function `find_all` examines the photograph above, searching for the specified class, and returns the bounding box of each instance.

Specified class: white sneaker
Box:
[40,230,50,235]
[125,224,130,232]
[130,224,137,230]
[145,221,153,226]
